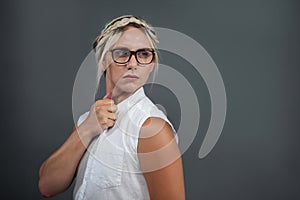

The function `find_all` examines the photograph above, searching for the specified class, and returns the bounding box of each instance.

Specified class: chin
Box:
[115,84,140,94]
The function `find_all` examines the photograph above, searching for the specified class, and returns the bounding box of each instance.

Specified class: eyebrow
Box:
[111,46,154,51]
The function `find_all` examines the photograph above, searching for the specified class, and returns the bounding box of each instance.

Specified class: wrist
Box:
[76,125,95,147]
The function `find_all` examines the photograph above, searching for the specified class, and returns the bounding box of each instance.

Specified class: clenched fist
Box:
[77,92,117,143]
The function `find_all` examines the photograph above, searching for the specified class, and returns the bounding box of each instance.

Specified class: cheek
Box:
[149,63,155,72]
[139,68,153,81]
[145,64,155,75]
[107,66,126,80]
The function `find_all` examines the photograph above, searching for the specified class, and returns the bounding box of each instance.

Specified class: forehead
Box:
[113,26,152,50]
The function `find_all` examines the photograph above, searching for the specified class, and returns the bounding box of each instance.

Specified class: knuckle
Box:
[103,99,112,104]
[102,118,108,124]
[108,121,114,127]
[111,105,117,111]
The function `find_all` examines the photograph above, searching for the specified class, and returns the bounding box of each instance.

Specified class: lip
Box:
[123,74,139,80]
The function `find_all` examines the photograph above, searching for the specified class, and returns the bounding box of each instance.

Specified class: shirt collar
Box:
[116,87,146,114]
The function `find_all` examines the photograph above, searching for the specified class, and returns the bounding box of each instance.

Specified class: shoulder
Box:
[139,117,175,148]
[137,117,180,172]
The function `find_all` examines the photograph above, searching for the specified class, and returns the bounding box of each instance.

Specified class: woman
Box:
[38,15,185,200]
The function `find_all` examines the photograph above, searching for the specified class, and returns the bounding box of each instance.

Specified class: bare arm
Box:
[138,117,185,200]
[38,127,89,197]
[38,94,117,197]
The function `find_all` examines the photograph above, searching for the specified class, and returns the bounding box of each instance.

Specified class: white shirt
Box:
[73,87,177,200]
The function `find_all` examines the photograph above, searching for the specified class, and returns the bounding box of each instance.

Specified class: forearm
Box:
[38,96,115,197]
[38,127,91,197]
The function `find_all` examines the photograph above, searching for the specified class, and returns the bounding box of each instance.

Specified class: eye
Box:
[113,48,130,58]
[138,50,152,58]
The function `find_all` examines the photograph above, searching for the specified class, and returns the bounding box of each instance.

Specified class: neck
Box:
[105,81,132,104]
[114,92,131,104]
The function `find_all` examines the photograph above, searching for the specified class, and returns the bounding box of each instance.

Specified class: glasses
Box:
[111,48,155,65]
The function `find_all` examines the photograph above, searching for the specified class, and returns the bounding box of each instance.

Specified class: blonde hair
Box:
[93,15,159,86]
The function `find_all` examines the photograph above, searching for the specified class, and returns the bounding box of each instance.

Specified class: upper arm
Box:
[137,117,185,200]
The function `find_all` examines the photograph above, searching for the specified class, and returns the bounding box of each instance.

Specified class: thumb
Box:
[103,92,112,99]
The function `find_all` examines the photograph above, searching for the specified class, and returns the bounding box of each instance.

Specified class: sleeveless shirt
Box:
[73,87,177,200]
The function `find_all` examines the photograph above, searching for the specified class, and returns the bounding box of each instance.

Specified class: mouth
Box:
[123,74,139,80]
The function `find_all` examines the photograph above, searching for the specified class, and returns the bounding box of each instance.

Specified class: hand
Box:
[78,92,117,141]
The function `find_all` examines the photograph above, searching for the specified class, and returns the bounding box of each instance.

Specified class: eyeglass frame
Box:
[110,48,156,65]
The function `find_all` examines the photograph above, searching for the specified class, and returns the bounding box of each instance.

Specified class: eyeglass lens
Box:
[112,48,154,64]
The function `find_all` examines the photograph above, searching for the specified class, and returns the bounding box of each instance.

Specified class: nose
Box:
[126,54,138,70]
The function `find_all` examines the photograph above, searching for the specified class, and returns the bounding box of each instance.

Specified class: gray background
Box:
[1,0,299,199]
